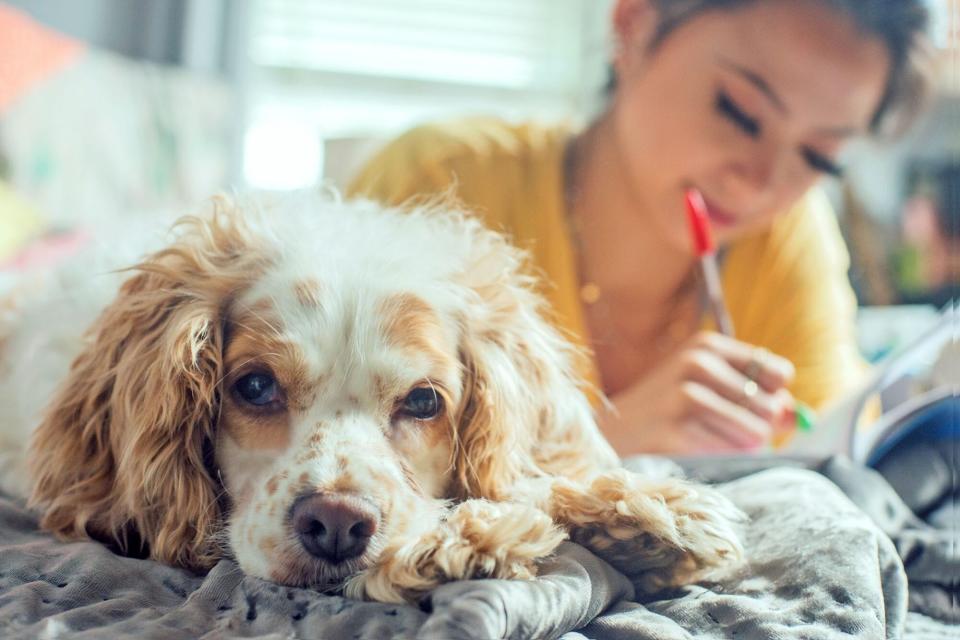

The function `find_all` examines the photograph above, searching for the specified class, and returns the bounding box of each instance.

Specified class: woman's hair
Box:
[611,0,932,136]
[934,164,958,241]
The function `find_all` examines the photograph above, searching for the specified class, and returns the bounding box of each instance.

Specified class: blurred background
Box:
[0,0,956,358]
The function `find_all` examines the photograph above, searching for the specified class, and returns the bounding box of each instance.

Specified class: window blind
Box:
[249,0,585,90]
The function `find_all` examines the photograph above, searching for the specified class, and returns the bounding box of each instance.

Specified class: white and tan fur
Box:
[0,194,743,603]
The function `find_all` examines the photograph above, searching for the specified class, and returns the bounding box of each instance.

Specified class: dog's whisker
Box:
[214,353,284,388]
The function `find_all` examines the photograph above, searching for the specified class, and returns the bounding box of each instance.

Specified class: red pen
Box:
[684,188,735,336]
[684,189,816,436]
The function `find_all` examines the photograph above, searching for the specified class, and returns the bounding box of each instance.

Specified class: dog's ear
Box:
[451,217,617,500]
[29,198,266,569]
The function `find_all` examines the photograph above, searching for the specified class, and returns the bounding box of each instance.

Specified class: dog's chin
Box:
[268,551,375,593]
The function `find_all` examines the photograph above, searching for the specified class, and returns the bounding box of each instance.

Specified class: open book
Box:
[786,302,956,466]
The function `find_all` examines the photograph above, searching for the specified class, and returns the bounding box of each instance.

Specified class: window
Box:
[251,0,586,90]
[242,0,607,189]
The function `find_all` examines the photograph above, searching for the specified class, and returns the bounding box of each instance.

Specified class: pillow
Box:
[0,4,84,113]
[0,5,84,261]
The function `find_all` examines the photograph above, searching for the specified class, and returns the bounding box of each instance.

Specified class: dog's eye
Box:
[234,373,279,406]
[400,387,443,420]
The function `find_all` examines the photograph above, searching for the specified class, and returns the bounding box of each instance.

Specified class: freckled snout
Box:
[291,493,380,563]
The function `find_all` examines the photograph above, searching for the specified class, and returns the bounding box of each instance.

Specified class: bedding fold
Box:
[0,458,949,639]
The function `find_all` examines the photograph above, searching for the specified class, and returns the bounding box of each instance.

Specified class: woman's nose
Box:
[721,145,781,203]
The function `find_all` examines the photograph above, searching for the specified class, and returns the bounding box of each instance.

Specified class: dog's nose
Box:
[291,494,379,563]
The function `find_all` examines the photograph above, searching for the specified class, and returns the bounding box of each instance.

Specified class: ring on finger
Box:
[741,378,759,402]
[745,348,766,382]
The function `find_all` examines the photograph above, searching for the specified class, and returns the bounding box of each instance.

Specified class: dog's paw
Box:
[551,470,745,593]
[427,500,568,582]
[348,499,566,603]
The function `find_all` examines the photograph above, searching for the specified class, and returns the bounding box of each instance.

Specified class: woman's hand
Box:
[600,331,796,455]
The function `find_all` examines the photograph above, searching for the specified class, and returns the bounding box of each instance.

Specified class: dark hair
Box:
[610,0,932,136]
[935,164,959,241]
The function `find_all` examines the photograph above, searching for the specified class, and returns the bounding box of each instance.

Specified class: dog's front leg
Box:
[346,499,566,604]
[509,470,745,593]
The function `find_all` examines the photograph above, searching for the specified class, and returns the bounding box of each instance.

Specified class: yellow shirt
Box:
[348,117,866,410]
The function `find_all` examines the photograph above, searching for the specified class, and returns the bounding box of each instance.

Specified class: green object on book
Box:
[795,403,815,432]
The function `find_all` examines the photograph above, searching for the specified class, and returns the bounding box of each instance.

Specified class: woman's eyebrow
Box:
[717,57,863,138]
[716,57,788,115]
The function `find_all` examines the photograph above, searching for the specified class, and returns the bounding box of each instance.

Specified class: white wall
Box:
[845,95,960,223]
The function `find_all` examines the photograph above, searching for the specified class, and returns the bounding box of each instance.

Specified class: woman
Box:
[349,0,931,455]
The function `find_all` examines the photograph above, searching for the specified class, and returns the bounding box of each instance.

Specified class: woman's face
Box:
[609,0,891,248]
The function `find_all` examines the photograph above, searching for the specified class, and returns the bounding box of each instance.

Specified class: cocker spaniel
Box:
[0,195,742,603]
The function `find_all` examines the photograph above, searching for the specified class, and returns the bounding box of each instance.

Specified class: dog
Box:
[0,194,743,603]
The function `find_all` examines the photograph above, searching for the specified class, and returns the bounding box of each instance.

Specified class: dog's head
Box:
[28,195,598,592]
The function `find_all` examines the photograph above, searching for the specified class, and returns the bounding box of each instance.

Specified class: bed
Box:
[1,455,953,639]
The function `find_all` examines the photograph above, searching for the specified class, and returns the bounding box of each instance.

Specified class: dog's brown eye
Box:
[400,387,442,420]
[234,373,279,406]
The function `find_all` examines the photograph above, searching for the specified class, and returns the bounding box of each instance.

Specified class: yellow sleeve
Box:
[346,126,452,205]
[346,122,514,235]
[724,190,867,411]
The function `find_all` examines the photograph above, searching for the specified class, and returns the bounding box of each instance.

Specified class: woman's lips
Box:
[700,197,739,227]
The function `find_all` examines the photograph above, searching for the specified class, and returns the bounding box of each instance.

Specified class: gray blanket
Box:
[0,459,953,639]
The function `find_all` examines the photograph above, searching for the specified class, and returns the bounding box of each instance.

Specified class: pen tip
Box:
[684,188,714,256]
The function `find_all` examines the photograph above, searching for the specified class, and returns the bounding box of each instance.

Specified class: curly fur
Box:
[0,193,744,603]
[347,499,566,603]
[28,200,266,568]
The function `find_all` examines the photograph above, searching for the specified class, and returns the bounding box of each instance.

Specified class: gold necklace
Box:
[562,134,701,353]
[562,133,603,307]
